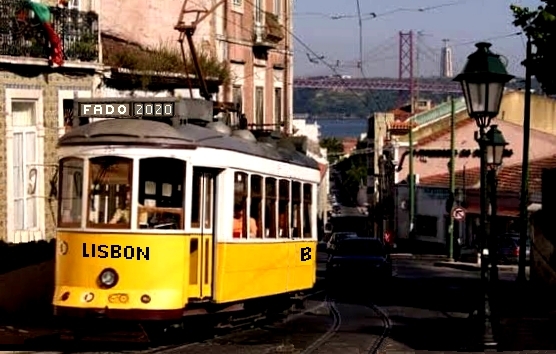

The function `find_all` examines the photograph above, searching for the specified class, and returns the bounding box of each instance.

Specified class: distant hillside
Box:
[293,77,540,118]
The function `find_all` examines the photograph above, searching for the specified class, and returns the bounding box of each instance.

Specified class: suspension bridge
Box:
[294,31,461,94]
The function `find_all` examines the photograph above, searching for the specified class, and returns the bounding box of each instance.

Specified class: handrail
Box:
[409,97,466,127]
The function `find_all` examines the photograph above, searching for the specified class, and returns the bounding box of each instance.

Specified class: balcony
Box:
[0,0,99,64]
[253,12,284,51]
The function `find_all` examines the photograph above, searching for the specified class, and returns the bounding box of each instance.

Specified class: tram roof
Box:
[58,119,320,170]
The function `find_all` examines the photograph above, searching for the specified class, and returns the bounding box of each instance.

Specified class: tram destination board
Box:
[78,102,175,118]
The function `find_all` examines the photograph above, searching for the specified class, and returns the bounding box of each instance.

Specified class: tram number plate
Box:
[301,247,312,261]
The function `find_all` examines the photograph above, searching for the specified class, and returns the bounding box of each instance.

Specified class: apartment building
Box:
[0,0,101,243]
[220,0,293,133]
[101,0,293,133]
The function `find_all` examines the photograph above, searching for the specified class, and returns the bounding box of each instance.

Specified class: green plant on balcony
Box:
[265,12,284,43]
[102,39,230,88]
[66,34,98,62]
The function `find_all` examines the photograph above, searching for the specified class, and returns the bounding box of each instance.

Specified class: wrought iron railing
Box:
[0,0,99,62]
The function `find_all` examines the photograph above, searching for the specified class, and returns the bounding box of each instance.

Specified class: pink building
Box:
[101,0,293,133]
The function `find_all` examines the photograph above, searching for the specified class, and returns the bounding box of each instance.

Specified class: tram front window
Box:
[138,158,185,230]
[58,157,84,227]
[88,156,133,228]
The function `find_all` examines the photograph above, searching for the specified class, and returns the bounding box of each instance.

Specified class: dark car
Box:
[326,232,358,252]
[326,238,392,283]
[498,234,530,264]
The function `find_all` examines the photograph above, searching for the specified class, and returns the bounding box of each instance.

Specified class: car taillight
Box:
[514,247,520,256]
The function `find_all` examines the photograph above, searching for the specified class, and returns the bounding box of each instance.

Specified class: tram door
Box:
[189,168,216,300]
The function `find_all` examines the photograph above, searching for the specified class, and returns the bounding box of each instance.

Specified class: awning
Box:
[463,205,520,217]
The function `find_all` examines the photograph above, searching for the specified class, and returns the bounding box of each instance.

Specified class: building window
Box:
[274,87,282,127]
[62,99,74,134]
[12,102,40,231]
[255,86,264,127]
[274,0,281,20]
[415,214,437,237]
[233,85,243,113]
[67,0,80,9]
[88,156,133,228]
[58,157,84,227]
[232,0,241,6]
[255,0,263,23]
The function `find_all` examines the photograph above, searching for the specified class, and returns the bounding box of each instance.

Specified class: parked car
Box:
[498,234,530,264]
[326,232,358,252]
[326,238,392,283]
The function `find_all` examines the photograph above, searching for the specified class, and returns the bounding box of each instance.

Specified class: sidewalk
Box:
[496,281,556,350]
[434,260,554,350]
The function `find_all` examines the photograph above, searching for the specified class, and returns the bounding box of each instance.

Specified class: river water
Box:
[307,118,367,139]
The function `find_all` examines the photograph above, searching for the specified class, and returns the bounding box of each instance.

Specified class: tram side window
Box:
[138,158,185,230]
[88,156,133,228]
[291,182,302,238]
[250,175,263,238]
[58,158,84,227]
[303,184,313,238]
[233,172,248,238]
[265,177,277,238]
[279,179,290,238]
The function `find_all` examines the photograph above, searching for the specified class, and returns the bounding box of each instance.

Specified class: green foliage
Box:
[102,39,230,87]
[511,2,556,94]
[320,137,344,163]
[293,88,451,118]
[335,149,367,203]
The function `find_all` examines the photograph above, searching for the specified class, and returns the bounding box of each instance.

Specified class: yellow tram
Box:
[53,98,320,321]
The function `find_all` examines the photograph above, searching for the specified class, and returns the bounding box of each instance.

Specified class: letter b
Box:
[300,247,312,262]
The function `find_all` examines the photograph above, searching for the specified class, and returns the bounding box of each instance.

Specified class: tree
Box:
[511,2,556,94]
[320,137,344,164]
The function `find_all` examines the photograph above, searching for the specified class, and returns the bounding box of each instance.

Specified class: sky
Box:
[292,0,541,78]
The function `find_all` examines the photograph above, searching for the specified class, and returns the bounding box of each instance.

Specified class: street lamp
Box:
[454,42,514,349]
[485,125,508,287]
[485,124,508,169]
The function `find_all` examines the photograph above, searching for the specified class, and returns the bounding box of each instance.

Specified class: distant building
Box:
[293,118,329,226]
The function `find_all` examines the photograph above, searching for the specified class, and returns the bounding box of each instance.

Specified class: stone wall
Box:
[0,69,95,242]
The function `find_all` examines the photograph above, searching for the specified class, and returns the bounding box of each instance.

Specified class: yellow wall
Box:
[499,91,556,135]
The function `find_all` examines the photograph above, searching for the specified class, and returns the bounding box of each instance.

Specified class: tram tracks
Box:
[300,295,392,354]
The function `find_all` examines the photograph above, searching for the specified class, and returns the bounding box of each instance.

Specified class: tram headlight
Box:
[98,268,118,289]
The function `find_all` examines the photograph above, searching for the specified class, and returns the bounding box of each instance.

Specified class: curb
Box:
[391,253,449,261]
[433,261,521,272]
[434,261,480,272]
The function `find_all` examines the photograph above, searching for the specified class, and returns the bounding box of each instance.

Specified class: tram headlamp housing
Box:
[98,268,118,289]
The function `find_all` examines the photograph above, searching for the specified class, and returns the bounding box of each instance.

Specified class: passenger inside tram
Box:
[109,186,132,224]
[233,204,257,238]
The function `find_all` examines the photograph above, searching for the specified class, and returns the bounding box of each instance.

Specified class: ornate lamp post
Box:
[454,42,514,348]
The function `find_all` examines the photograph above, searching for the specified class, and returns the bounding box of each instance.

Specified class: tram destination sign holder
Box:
[73,97,214,127]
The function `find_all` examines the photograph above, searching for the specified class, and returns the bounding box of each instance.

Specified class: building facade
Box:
[101,0,293,133]
[0,0,101,243]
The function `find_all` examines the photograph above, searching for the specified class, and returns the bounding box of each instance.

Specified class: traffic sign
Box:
[452,206,466,221]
